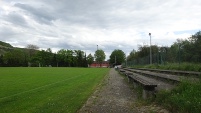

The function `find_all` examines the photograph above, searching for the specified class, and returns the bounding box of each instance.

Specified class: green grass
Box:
[155,80,201,113]
[143,63,201,72]
[0,67,109,113]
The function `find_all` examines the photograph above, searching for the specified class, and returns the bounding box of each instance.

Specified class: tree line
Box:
[0,44,93,67]
[0,42,126,67]
[126,31,201,65]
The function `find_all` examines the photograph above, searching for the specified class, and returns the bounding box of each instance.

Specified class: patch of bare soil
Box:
[78,68,169,113]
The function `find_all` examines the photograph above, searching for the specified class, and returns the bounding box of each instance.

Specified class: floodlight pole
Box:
[149,33,152,64]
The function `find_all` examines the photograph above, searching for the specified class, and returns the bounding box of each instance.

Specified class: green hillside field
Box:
[0,67,110,113]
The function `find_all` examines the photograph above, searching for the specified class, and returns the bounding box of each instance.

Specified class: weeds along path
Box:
[78,68,138,113]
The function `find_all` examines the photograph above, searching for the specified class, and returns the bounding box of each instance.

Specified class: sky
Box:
[1,0,201,60]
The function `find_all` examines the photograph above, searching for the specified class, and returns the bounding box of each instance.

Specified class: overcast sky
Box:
[1,0,201,60]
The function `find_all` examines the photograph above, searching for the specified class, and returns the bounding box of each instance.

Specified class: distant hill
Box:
[0,41,38,56]
[0,41,13,48]
[0,41,14,55]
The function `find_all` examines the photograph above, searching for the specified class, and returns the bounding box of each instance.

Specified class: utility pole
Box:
[149,33,152,64]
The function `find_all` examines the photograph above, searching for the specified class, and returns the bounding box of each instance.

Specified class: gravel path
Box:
[78,68,169,113]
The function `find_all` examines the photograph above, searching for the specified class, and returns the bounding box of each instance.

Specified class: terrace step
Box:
[136,68,201,77]
[122,70,175,91]
[124,68,199,84]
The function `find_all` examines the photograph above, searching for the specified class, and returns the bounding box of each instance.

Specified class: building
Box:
[89,61,110,68]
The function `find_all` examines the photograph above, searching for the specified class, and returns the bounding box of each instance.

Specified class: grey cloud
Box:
[38,0,117,28]
[5,12,28,27]
[13,0,145,29]
[14,3,56,25]
[0,25,22,41]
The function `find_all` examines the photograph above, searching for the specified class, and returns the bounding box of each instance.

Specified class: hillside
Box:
[0,41,14,55]
[0,41,13,48]
[0,41,28,56]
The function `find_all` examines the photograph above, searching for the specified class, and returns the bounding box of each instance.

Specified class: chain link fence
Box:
[123,51,178,66]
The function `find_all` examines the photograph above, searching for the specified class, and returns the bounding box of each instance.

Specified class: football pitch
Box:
[0,67,110,113]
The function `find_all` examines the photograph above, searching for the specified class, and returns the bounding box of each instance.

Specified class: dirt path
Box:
[78,68,169,113]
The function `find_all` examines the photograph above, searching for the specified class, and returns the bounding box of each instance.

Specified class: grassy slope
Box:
[143,63,201,72]
[0,67,109,113]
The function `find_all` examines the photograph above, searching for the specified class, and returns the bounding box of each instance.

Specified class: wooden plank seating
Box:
[136,68,201,77]
[117,68,198,99]
[119,69,130,81]
[124,68,185,84]
[119,69,157,99]
[119,68,126,73]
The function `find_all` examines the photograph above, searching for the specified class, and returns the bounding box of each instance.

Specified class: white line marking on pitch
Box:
[0,75,82,100]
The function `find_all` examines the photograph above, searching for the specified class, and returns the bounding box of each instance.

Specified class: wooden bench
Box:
[119,69,126,73]
[123,71,157,99]
[124,68,186,84]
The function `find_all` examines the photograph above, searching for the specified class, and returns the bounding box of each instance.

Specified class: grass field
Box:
[0,67,110,113]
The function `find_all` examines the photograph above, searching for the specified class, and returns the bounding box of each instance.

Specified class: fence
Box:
[124,51,177,66]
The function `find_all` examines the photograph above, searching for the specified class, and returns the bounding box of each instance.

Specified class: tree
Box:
[83,53,88,67]
[36,50,53,66]
[56,49,87,67]
[3,49,26,66]
[26,44,39,50]
[109,49,125,66]
[94,49,106,66]
[66,49,74,67]
[0,55,4,66]
[127,49,137,61]
[26,44,39,62]
[52,53,58,67]
[46,48,52,53]
[87,53,94,65]
[186,31,201,62]
[57,49,67,67]
[74,50,84,67]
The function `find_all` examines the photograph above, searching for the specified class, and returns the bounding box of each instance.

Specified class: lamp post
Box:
[149,33,152,64]
[126,55,127,67]
[178,44,181,65]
